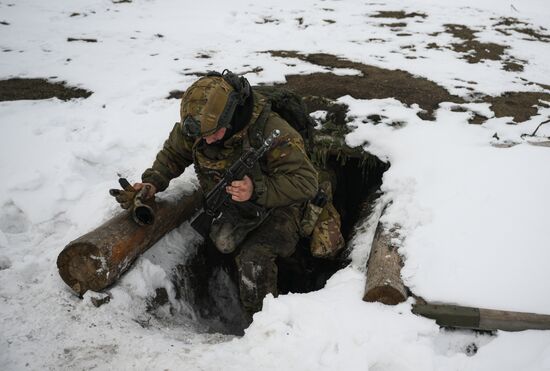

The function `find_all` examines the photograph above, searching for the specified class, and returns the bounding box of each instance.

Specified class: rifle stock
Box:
[190,211,214,238]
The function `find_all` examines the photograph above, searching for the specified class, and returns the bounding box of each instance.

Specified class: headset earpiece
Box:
[221,70,250,105]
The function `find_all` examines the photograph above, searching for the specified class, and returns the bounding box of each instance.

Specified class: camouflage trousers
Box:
[228,204,301,316]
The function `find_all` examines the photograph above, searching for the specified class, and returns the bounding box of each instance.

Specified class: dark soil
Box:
[371,11,427,19]
[268,50,463,120]
[502,59,525,72]
[167,90,184,100]
[444,24,477,40]
[255,17,280,25]
[452,40,507,63]
[380,22,407,28]
[510,27,550,42]
[485,92,550,122]
[0,78,92,101]
[493,17,528,27]
[492,17,550,42]
[172,51,550,125]
[67,37,98,43]
[444,24,509,63]
[303,95,350,126]
[271,51,550,124]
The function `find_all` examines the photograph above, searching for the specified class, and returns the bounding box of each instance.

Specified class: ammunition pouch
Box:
[300,179,345,258]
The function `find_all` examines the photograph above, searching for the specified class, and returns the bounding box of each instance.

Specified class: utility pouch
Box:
[300,187,328,237]
[300,180,345,258]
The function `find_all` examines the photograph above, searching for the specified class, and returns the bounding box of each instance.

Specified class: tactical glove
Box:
[109,178,137,209]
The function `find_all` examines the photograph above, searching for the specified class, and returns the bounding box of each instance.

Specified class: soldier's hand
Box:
[226,175,254,202]
[109,180,156,209]
[109,179,137,209]
[133,183,157,200]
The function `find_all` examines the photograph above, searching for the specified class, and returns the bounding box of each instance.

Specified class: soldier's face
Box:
[204,127,227,144]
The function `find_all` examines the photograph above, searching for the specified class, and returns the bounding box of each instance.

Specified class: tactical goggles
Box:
[182,115,203,138]
[182,114,229,138]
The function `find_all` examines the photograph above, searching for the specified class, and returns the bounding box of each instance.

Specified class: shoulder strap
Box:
[246,102,272,149]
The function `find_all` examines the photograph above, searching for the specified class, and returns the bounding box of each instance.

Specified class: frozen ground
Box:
[1,0,550,370]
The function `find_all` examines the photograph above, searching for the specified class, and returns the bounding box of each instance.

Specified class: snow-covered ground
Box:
[1,0,549,370]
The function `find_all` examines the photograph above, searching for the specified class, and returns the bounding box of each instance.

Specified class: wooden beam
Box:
[57,190,202,296]
[363,221,408,305]
[413,303,550,331]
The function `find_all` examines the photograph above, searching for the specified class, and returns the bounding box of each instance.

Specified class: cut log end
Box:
[363,221,408,305]
[57,242,105,295]
[56,190,203,295]
[363,285,407,305]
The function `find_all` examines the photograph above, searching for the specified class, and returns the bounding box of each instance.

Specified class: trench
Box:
[150,147,389,336]
[154,80,392,335]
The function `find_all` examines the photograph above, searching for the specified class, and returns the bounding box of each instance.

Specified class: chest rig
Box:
[191,95,272,195]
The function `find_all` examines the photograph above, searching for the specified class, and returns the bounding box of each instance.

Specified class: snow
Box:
[345,96,550,313]
[1,0,550,370]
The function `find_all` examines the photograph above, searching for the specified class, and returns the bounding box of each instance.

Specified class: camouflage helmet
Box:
[180,70,250,138]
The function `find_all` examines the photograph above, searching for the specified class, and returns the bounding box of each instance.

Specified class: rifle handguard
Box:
[189,129,280,237]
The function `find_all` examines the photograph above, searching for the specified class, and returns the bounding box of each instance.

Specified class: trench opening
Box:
[151,150,389,336]
[153,81,391,335]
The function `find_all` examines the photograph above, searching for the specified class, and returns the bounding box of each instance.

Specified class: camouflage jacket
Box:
[141,92,318,209]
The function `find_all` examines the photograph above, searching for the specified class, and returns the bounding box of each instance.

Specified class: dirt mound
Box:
[268,51,463,121]
[171,48,550,125]
[267,51,550,124]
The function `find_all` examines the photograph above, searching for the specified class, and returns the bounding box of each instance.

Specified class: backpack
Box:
[252,86,345,259]
[251,85,315,149]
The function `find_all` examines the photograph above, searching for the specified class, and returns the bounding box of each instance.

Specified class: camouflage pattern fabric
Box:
[300,170,345,258]
[142,92,318,210]
[235,205,301,315]
[141,83,321,315]
[310,201,345,258]
[300,202,323,237]
[180,76,235,136]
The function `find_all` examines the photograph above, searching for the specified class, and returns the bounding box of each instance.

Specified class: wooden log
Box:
[57,189,203,296]
[412,303,550,331]
[363,222,408,305]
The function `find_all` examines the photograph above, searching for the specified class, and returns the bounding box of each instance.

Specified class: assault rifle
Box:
[190,129,281,238]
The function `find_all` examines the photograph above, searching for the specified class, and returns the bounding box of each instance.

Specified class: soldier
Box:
[112,70,319,318]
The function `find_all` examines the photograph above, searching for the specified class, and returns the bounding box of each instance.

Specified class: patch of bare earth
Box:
[0,78,92,101]
[366,11,534,73]
[444,24,509,64]
[370,11,427,19]
[437,20,548,71]
[486,92,550,123]
[268,50,462,121]
[172,51,550,126]
[493,17,550,42]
